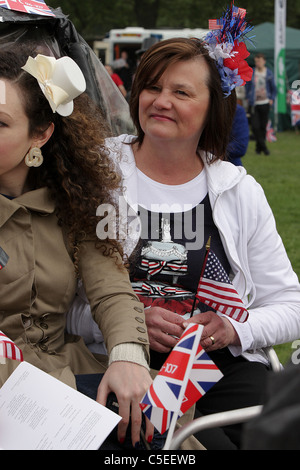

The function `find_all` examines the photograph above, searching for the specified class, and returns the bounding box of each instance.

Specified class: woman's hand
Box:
[183,310,241,352]
[145,306,186,353]
[96,361,154,447]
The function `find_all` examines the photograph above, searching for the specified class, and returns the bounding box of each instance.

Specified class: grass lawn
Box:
[242,130,300,365]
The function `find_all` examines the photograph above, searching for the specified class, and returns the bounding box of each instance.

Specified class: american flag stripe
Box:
[195,247,249,322]
[208,19,223,30]
[201,299,248,322]
[198,285,246,307]
[199,278,245,297]
[199,287,245,308]
[201,292,248,318]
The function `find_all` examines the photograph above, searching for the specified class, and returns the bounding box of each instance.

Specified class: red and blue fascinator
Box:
[204,3,254,96]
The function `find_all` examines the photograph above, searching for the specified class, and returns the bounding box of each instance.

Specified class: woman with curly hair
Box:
[0,47,153,448]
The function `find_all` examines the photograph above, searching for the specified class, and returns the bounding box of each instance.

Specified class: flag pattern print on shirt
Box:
[0,331,23,362]
[0,0,55,16]
[140,324,223,434]
[196,249,249,322]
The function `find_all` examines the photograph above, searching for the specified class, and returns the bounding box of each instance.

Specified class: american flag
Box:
[196,248,249,322]
[232,5,247,19]
[208,19,224,30]
[0,331,23,362]
[140,324,223,434]
[209,5,247,30]
[0,0,55,17]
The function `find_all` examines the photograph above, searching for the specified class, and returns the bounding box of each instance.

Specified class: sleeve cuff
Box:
[109,342,150,371]
[220,313,254,356]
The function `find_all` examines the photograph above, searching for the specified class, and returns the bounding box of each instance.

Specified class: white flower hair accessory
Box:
[21,54,86,116]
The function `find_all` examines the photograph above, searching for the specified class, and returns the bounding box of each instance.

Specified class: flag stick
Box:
[190,236,211,317]
[164,410,179,449]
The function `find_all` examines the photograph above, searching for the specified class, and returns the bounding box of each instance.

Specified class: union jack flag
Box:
[140,324,223,434]
[0,0,55,17]
[0,331,23,362]
[196,248,249,322]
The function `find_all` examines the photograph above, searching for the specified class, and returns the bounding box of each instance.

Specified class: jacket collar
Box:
[0,187,55,228]
[108,134,247,202]
[202,154,246,196]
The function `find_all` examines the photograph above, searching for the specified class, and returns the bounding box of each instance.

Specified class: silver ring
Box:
[209,336,215,345]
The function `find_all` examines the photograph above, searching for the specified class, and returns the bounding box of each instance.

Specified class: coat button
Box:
[137,327,146,333]
[134,306,143,313]
[135,316,144,323]
[138,337,147,343]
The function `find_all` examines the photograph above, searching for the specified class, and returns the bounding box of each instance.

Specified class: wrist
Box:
[222,317,241,346]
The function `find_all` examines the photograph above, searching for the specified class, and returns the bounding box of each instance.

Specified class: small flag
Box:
[208,19,223,30]
[140,323,223,434]
[0,246,8,270]
[209,6,246,30]
[288,89,300,127]
[232,5,247,19]
[0,0,55,17]
[196,244,248,322]
[0,331,23,363]
[266,120,277,142]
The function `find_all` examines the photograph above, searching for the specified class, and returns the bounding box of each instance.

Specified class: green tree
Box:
[48,0,300,38]
[133,0,160,28]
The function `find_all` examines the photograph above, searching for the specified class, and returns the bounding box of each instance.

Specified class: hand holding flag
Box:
[195,238,249,322]
[140,323,223,435]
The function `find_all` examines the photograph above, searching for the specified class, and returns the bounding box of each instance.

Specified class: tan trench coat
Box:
[0,188,149,388]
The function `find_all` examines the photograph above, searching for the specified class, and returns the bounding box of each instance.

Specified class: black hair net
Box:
[0,5,135,135]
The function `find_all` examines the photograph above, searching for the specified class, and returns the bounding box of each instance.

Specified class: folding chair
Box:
[164,346,282,450]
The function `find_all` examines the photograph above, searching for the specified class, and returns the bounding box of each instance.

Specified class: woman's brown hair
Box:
[130,37,237,161]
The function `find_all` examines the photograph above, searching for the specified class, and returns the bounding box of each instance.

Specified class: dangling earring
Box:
[25,147,44,168]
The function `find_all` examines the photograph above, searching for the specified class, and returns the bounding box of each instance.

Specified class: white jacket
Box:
[67,134,300,365]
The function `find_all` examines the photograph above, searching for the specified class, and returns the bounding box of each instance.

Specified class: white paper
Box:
[0,362,121,450]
